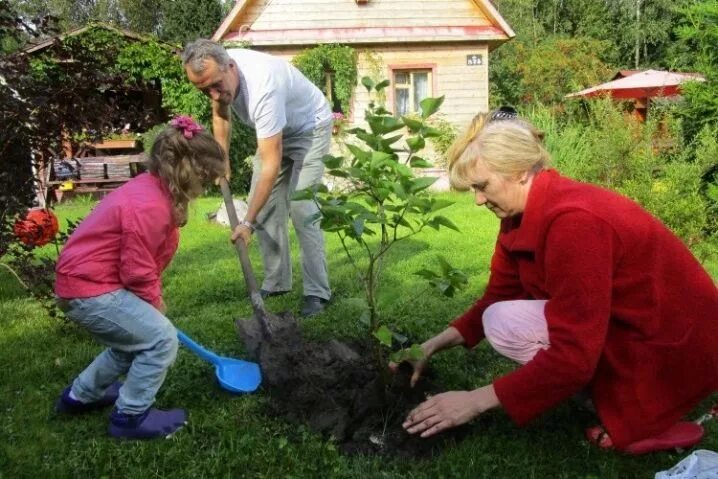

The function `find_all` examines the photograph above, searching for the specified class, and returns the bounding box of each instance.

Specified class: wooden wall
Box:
[241,0,491,30]
[267,43,489,130]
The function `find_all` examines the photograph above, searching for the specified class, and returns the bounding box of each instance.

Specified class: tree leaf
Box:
[290,187,315,201]
[414,269,439,279]
[401,116,424,133]
[430,215,460,231]
[409,156,432,168]
[322,155,344,169]
[421,126,443,138]
[375,79,391,91]
[373,325,393,347]
[420,96,445,119]
[430,199,454,212]
[352,218,365,237]
[405,135,425,152]
[368,116,405,135]
[361,76,374,92]
[410,176,438,192]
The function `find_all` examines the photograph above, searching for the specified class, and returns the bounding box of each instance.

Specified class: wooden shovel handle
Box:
[219,178,272,337]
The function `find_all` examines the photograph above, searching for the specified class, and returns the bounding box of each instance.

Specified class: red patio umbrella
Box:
[566,69,705,100]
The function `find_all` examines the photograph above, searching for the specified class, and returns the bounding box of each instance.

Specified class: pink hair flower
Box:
[170,115,204,139]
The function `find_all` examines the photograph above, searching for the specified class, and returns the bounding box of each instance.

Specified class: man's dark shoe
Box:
[109,407,187,439]
[259,289,291,299]
[55,382,122,414]
[300,295,329,317]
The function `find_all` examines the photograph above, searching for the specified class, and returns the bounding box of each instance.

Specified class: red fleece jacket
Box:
[55,173,179,308]
[452,169,718,449]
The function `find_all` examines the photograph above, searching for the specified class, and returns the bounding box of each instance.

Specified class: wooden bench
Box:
[48,153,147,199]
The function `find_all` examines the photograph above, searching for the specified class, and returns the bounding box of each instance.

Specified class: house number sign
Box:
[466,54,483,66]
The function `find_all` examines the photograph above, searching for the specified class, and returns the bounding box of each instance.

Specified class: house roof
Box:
[213,0,515,46]
[566,69,705,100]
[22,23,179,55]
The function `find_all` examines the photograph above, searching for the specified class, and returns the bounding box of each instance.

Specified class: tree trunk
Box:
[635,0,642,68]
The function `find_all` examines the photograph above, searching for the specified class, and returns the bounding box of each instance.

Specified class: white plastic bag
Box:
[212,199,248,226]
[655,450,718,479]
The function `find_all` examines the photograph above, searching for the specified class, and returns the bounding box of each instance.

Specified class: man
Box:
[182,39,332,316]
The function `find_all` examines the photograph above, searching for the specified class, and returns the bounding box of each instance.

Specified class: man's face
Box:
[185,58,238,105]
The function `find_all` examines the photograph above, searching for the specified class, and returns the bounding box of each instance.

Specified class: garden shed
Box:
[212,0,515,129]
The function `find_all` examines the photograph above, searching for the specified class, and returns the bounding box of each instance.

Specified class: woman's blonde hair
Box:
[447,110,551,190]
[146,127,225,226]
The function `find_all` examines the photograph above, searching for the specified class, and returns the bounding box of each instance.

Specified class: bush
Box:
[526,101,717,248]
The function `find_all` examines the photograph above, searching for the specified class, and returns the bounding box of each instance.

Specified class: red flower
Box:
[14,208,59,247]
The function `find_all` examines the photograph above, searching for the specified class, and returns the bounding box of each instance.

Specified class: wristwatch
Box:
[238,219,255,233]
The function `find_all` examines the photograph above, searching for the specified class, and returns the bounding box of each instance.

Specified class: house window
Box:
[393,69,432,116]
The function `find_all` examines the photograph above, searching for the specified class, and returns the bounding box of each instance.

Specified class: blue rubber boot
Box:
[55,382,122,414]
[108,407,187,439]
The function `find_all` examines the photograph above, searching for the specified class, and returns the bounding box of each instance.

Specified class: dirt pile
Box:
[243,313,460,457]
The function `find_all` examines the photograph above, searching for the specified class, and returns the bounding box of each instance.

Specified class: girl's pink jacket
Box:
[55,173,179,309]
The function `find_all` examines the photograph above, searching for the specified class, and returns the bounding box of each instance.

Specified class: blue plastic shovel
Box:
[177,329,261,393]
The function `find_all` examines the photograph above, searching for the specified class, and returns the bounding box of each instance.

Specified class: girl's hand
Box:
[157,297,167,314]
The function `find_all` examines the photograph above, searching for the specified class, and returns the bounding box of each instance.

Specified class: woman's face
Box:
[468,159,532,218]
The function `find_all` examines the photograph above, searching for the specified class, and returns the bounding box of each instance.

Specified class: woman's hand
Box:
[403,385,500,438]
[389,327,466,387]
[389,345,431,388]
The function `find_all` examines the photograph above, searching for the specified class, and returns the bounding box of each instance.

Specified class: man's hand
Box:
[231,224,252,245]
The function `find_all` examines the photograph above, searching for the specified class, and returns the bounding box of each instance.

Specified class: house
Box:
[212,0,514,129]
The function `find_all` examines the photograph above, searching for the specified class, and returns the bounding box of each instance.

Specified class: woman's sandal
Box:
[585,422,704,455]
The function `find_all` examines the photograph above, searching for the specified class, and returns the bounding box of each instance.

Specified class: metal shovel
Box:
[177,329,261,393]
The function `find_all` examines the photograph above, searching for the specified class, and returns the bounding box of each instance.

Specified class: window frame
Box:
[387,63,438,116]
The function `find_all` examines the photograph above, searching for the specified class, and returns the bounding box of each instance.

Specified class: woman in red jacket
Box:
[397,108,718,454]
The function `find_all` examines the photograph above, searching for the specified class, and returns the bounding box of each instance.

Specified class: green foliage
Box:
[402,113,457,167]
[490,34,614,108]
[529,101,718,248]
[671,0,718,141]
[293,77,458,371]
[31,24,255,191]
[293,44,358,114]
[518,36,614,105]
[158,0,223,45]
[415,255,468,298]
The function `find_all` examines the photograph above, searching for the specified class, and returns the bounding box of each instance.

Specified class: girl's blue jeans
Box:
[58,289,178,415]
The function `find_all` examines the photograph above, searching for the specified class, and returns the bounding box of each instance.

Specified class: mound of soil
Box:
[238,312,463,457]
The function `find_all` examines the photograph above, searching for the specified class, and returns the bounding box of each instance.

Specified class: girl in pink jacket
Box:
[54,116,225,439]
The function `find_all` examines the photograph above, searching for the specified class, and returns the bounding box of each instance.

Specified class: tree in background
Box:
[11,0,225,45]
[670,0,718,140]
[0,2,152,308]
[158,0,223,45]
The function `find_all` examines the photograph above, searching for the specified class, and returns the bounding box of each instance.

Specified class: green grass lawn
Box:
[1,193,716,479]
